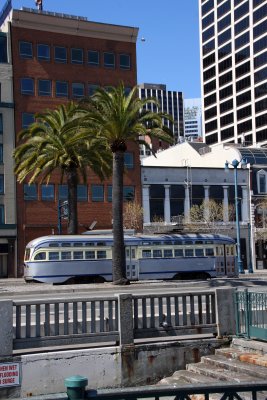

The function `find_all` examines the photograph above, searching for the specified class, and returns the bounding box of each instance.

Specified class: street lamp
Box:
[225,158,247,274]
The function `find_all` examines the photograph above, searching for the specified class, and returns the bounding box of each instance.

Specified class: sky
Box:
[12,0,201,99]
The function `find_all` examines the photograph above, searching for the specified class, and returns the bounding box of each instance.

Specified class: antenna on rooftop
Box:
[35,0,43,11]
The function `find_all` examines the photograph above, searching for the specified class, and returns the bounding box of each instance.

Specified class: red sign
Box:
[0,363,20,387]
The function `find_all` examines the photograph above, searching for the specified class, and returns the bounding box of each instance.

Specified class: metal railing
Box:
[12,290,217,351]
[20,381,267,400]
[235,289,267,340]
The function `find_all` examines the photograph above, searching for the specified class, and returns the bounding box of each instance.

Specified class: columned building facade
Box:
[142,166,250,269]
[199,0,267,147]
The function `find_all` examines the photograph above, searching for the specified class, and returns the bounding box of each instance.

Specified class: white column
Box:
[184,185,190,222]
[142,185,150,224]
[241,185,249,222]
[223,186,229,222]
[204,185,210,221]
[164,185,171,223]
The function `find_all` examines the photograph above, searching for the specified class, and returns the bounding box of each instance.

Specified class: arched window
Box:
[257,170,267,193]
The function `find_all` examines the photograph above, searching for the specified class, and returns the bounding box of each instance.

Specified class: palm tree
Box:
[13,102,112,234]
[80,83,173,284]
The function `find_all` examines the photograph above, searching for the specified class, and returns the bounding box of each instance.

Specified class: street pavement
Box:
[0,273,267,298]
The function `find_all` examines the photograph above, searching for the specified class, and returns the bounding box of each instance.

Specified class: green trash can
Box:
[64,375,88,400]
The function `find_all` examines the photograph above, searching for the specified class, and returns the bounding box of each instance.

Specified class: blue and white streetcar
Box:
[24,233,237,284]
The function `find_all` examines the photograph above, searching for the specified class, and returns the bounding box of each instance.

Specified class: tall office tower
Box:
[138,83,184,146]
[184,98,203,140]
[0,1,140,276]
[199,0,267,147]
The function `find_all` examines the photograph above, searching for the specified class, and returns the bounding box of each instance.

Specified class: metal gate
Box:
[235,289,267,340]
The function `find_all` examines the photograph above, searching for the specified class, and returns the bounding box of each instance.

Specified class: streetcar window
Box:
[185,241,193,245]
[61,251,71,260]
[73,242,81,247]
[34,252,46,260]
[195,240,203,244]
[49,252,59,260]
[205,240,214,244]
[142,241,151,246]
[131,249,136,259]
[174,249,184,257]
[216,246,224,256]
[142,249,151,258]
[195,248,204,257]
[164,249,173,257]
[165,241,173,245]
[97,250,106,259]
[25,248,30,261]
[185,249,194,257]
[126,249,130,257]
[153,249,162,258]
[85,251,95,259]
[49,243,59,247]
[62,242,71,247]
[206,248,215,256]
[85,242,94,246]
[73,251,83,259]
[97,242,105,246]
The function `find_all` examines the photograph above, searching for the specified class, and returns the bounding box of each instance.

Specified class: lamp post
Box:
[225,158,247,274]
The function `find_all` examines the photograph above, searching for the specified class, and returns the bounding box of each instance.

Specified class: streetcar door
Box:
[125,246,138,280]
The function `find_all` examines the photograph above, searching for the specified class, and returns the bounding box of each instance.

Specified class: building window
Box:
[58,185,68,200]
[257,170,267,193]
[107,185,112,202]
[0,34,7,63]
[0,114,2,134]
[37,44,50,61]
[56,81,68,97]
[24,184,37,200]
[88,84,99,96]
[104,52,115,68]
[54,46,67,63]
[77,185,88,201]
[123,186,134,202]
[19,41,33,59]
[38,80,51,96]
[119,54,130,69]
[0,144,3,163]
[22,113,35,128]
[72,83,84,98]
[124,152,134,169]
[41,184,54,201]
[0,175,4,194]
[71,48,83,64]
[255,66,267,84]
[88,50,99,66]
[235,31,250,50]
[254,35,267,55]
[92,185,104,202]
[21,78,34,95]
[202,26,215,43]
[0,205,4,224]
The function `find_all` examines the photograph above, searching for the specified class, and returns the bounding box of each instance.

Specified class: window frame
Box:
[37,44,50,61]
[21,78,34,95]
[19,41,33,59]
[38,79,52,97]
[88,50,99,66]
[119,54,130,70]
[104,52,115,68]
[55,81,68,98]
[54,46,67,63]
[71,48,83,65]
[41,184,55,201]
[72,82,85,98]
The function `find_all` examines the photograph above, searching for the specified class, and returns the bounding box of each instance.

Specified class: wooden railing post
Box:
[116,293,134,347]
[0,299,13,356]
[215,288,236,338]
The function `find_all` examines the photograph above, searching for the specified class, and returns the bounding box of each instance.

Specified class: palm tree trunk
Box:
[112,151,128,284]
[67,166,78,234]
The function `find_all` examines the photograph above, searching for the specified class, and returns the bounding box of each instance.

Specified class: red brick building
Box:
[1,5,140,276]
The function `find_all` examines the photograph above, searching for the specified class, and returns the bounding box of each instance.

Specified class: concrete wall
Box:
[0,338,228,398]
